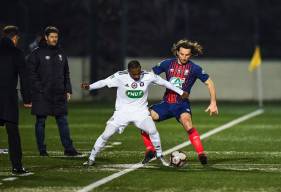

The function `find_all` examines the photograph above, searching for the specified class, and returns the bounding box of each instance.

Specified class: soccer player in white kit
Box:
[81,60,189,166]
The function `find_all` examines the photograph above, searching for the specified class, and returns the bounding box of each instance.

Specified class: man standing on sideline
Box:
[0,25,31,174]
[28,26,80,156]
[141,39,219,165]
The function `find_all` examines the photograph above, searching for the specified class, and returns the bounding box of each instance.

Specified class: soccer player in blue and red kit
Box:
[141,39,218,165]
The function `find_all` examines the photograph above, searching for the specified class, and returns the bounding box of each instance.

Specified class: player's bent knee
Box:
[146,127,157,135]
[102,123,119,140]
[139,117,158,135]
[179,113,193,129]
[180,113,192,122]
[150,110,159,121]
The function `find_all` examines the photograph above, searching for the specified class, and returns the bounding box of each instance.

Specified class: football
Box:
[170,151,187,167]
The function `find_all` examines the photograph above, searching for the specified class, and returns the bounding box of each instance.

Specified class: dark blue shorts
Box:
[150,101,191,122]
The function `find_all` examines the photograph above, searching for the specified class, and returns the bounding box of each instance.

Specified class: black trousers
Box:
[2,121,22,169]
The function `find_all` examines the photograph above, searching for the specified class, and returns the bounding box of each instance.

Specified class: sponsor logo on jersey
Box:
[125,83,129,87]
[140,82,144,87]
[131,82,137,89]
[126,90,144,98]
[169,77,185,88]
[45,56,50,60]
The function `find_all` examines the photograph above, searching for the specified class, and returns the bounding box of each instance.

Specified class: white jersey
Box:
[89,70,183,112]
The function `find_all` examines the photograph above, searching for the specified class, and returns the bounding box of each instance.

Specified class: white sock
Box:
[149,131,162,158]
[89,135,107,161]
[139,117,163,158]
[89,122,118,161]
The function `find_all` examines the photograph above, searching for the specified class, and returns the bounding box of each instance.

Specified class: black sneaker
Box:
[142,150,156,164]
[64,149,82,156]
[198,153,208,165]
[12,167,29,175]
[39,151,49,156]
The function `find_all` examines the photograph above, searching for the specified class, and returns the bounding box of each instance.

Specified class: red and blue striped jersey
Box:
[152,58,209,104]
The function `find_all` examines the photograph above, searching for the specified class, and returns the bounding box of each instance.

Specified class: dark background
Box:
[1,0,280,78]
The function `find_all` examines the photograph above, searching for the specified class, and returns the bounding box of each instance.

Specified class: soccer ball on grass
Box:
[170,151,187,167]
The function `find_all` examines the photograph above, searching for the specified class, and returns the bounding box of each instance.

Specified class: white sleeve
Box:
[152,74,184,95]
[89,74,119,90]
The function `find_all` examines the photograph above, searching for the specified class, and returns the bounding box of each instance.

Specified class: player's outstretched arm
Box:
[81,83,90,90]
[152,73,189,98]
[204,78,218,116]
[81,74,119,91]
[81,80,108,91]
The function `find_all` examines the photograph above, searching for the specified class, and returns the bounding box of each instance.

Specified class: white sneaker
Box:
[158,156,170,167]
[83,159,95,166]
[0,148,8,154]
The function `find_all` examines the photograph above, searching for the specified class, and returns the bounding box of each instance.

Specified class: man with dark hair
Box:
[81,60,189,166]
[28,26,80,156]
[141,39,219,165]
[0,25,31,175]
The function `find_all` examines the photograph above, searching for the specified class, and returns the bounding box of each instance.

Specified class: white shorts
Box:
[106,109,150,134]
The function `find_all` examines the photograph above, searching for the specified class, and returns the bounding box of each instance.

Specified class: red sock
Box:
[188,128,204,155]
[141,131,155,151]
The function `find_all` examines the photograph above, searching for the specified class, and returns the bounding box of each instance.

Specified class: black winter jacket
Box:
[0,37,30,124]
[28,42,72,116]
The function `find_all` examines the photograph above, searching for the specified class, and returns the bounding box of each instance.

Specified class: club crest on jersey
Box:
[58,54,63,61]
[170,68,174,73]
[140,82,144,87]
[184,69,189,76]
[131,82,137,89]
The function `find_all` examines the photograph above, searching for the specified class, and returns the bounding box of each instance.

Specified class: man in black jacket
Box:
[28,26,80,156]
[0,25,31,175]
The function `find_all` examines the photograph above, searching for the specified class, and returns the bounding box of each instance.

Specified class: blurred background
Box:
[1,0,280,103]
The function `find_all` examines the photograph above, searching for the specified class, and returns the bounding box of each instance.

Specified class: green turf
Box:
[1,102,281,192]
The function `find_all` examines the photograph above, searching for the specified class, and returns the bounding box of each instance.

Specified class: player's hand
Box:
[181,91,189,99]
[81,83,90,90]
[23,103,32,108]
[205,102,218,116]
[66,93,71,102]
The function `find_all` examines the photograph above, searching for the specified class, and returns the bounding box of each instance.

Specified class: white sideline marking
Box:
[18,172,34,177]
[111,142,122,145]
[2,177,18,181]
[78,109,264,192]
